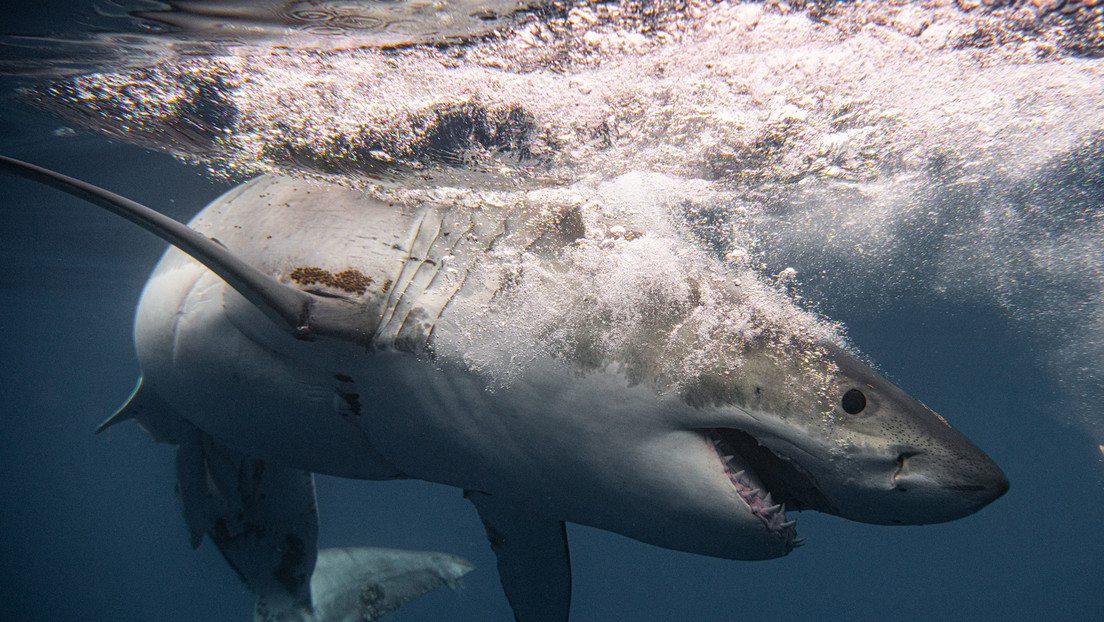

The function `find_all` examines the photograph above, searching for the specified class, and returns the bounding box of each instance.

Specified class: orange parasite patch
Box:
[289,267,372,295]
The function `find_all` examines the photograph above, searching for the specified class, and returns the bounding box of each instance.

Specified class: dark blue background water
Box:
[2,33,1103,622]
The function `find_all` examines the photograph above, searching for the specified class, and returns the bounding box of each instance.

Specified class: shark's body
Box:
[2,158,1008,622]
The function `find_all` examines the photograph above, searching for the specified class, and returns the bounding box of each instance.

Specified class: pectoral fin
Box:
[466,490,571,622]
[0,154,379,346]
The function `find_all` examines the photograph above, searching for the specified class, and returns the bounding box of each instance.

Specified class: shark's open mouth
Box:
[707,428,836,551]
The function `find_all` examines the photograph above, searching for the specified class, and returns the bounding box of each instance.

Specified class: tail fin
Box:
[258,547,474,622]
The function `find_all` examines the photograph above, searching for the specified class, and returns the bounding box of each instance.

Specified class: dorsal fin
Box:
[0,155,379,345]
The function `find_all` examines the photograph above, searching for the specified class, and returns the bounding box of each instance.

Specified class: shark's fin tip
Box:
[95,377,144,433]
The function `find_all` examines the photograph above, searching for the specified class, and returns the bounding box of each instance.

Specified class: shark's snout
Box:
[879,446,1009,525]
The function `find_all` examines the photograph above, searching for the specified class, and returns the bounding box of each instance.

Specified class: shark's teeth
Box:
[708,430,798,549]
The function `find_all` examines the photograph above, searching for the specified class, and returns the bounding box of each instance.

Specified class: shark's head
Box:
[803,345,1009,525]
[683,341,1008,545]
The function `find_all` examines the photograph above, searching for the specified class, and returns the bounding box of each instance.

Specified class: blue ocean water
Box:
[2,3,1102,621]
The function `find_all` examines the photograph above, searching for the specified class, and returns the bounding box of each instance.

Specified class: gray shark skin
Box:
[1,156,1008,622]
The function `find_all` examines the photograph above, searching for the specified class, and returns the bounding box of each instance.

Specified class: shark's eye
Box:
[841,389,867,415]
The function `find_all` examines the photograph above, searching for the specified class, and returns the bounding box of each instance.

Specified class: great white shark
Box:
[2,155,1008,622]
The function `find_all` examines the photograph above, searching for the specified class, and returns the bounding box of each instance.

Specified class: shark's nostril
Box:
[892,451,923,488]
[894,451,920,468]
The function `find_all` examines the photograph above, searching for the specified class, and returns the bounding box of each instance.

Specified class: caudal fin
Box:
[257,546,474,622]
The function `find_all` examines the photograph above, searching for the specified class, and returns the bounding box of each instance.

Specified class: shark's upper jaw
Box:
[706,427,840,551]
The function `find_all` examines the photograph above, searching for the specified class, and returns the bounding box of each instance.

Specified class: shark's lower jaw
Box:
[707,428,835,552]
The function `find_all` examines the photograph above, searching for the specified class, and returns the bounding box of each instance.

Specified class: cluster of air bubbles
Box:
[426,171,845,405]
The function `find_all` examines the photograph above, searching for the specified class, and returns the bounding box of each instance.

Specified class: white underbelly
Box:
[134,250,400,479]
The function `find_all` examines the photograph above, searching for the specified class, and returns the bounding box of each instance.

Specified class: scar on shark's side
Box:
[289,266,372,295]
